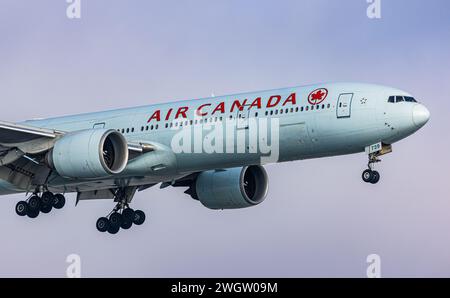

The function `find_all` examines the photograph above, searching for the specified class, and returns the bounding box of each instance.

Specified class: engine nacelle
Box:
[195,166,269,210]
[47,129,128,179]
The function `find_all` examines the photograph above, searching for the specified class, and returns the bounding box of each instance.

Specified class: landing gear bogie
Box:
[96,187,146,234]
[15,192,66,219]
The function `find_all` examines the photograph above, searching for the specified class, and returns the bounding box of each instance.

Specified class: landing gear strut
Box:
[15,191,66,218]
[362,153,381,184]
[96,188,146,234]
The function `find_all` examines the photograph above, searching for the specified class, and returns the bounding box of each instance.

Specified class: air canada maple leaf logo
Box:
[308,88,328,105]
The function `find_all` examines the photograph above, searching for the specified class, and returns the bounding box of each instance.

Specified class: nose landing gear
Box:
[362,153,381,184]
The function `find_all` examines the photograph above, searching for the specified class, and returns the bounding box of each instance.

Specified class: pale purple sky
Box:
[0,0,449,277]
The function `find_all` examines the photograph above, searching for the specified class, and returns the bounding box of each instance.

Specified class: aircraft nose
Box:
[412,104,430,128]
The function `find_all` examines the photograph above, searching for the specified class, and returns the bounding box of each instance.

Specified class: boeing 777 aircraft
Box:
[0,83,429,234]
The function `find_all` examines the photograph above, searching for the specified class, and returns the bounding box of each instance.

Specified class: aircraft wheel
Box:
[27,209,39,218]
[370,171,380,184]
[16,201,28,216]
[362,170,373,183]
[41,191,54,206]
[96,217,110,232]
[133,210,146,226]
[40,203,52,214]
[28,195,41,212]
[122,208,135,221]
[53,194,66,209]
[109,212,122,229]
[107,224,120,234]
[121,219,133,230]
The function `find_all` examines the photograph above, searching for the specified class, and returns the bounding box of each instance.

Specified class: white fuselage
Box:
[0,82,429,194]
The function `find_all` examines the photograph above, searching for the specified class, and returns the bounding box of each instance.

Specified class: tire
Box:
[122,208,135,221]
[28,195,41,212]
[27,209,39,218]
[370,171,380,184]
[41,192,54,206]
[109,212,122,229]
[96,217,110,232]
[121,219,133,230]
[107,225,120,234]
[133,210,146,226]
[362,170,373,183]
[15,201,28,216]
[53,194,66,209]
[40,203,52,214]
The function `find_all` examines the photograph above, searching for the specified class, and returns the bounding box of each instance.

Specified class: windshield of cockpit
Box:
[388,96,417,103]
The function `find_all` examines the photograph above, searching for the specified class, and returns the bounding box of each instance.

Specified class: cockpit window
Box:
[404,96,417,102]
[388,95,417,103]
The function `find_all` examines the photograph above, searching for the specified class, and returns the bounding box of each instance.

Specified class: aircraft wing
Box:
[0,120,155,166]
[0,121,59,145]
[0,121,63,166]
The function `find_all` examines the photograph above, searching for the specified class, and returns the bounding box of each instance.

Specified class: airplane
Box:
[0,82,430,234]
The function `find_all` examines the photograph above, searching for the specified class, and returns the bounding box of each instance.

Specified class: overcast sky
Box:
[0,0,449,277]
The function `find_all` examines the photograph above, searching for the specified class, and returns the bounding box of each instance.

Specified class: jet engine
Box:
[46,129,128,179]
[187,166,269,210]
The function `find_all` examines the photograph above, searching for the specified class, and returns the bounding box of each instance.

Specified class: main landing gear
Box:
[362,153,381,184]
[15,191,66,218]
[96,188,146,234]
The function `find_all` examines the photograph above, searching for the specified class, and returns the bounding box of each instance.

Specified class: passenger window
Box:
[306,106,309,111]
[327,104,330,108]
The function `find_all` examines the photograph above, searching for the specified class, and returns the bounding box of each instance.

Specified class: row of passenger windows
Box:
[388,96,417,103]
[116,103,333,134]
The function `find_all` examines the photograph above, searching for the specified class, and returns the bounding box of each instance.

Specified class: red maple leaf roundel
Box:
[308,88,328,105]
